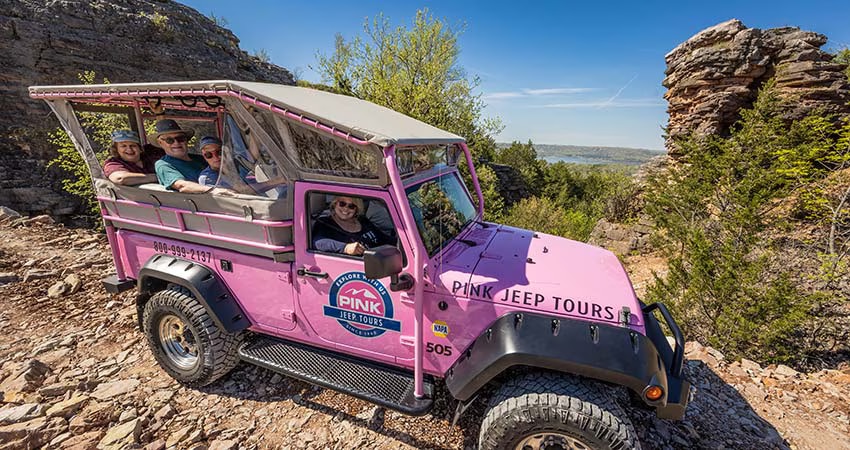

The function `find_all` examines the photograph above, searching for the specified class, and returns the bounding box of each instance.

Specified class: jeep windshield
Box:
[405,172,477,256]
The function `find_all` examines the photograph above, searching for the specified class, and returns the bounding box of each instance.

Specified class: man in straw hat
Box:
[152,119,215,193]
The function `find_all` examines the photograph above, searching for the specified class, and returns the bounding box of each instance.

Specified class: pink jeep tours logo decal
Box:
[324,272,400,338]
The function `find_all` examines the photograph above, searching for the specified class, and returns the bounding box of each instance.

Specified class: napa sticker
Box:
[432,320,450,338]
[324,272,401,338]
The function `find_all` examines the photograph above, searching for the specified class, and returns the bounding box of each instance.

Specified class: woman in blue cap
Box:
[197,135,287,196]
[102,130,163,185]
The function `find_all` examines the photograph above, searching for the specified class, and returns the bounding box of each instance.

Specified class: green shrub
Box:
[476,164,506,221]
[140,11,174,42]
[644,79,849,365]
[494,140,545,195]
[502,196,569,236]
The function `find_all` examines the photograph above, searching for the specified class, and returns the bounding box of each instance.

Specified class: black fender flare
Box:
[136,254,251,334]
[445,311,690,419]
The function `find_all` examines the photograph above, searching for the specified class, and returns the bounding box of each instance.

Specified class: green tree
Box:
[502,197,573,237]
[494,140,545,195]
[644,80,849,364]
[475,164,505,221]
[316,9,501,157]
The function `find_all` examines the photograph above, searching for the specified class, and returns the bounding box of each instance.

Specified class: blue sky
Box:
[181,0,850,150]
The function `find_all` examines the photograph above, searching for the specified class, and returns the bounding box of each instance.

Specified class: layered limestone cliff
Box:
[663,19,850,155]
[0,0,294,217]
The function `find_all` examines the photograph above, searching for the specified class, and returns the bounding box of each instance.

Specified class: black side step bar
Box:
[102,274,135,294]
[239,336,434,415]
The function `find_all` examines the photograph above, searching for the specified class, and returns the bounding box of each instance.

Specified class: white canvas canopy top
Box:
[28,80,465,147]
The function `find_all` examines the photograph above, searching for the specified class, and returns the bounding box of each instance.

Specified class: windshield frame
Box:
[404,169,478,257]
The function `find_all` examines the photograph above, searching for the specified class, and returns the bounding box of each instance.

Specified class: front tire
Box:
[142,285,242,387]
[479,371,641,450]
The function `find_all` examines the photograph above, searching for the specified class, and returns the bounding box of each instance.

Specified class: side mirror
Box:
[364,245,403,279]
[363,245,413,292]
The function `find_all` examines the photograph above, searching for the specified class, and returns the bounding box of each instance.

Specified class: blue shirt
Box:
[155,155,207,190]
[198,167,221,187]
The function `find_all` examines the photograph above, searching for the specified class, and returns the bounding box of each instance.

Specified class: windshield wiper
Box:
[455,237,476,247]
[474,220,489,228]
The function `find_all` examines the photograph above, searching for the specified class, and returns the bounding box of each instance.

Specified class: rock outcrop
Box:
[663,19,850,155]
[0,0,295,218]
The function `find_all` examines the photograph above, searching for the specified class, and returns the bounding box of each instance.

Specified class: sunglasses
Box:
[335,201,357,210]
[203,149,222,159]
[160,135,189,144]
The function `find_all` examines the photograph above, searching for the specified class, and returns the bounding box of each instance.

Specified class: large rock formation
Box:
[0,0,295,217]
[663,19,850,154]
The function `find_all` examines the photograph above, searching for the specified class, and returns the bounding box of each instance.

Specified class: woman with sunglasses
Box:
[197,136,287,196]
[312,196,393,256]
[102,130,163,185]
[197,136,228,187]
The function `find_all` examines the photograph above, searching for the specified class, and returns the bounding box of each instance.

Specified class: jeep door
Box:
[293,182,416,364]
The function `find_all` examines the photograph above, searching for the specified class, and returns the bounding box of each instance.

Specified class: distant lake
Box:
[541,155,646,166]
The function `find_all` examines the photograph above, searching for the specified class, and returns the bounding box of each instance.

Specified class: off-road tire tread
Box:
[143,285,242,387]
[479,371,641,450]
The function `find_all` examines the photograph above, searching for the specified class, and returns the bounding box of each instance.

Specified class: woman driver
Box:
[311,196,393,256]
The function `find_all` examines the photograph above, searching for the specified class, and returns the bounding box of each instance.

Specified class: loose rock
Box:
[90,379,141,400]
[0,403,44,424]
[46,394,89,418]
[97,417,141,449]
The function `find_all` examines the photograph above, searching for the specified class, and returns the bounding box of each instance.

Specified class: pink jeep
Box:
[31,80,690,449]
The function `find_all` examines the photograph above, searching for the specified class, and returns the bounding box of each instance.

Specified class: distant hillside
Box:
[497,143,664,166]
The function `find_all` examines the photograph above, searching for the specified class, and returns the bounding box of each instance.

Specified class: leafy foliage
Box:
[48,72,129,217]
[475,164,506,221]
[316,9,501,157]
[502,197,576,238]
[295,79,345,94]
[494,140,545,196]
[645,80,850,364]
[485,137,638,241]
[140,11,173,42]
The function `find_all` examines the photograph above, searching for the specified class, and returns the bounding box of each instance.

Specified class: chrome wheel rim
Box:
[158,314,199,370]
[515,432,592,450]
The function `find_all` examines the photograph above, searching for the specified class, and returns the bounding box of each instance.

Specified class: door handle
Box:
[297,267,329,279]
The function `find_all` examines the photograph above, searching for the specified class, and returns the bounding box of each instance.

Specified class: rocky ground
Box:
[0,216,848,449]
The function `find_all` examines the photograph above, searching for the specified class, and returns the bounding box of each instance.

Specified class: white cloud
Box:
[483,87,597,100]
[522,87,597,96]
[484,91,526,99]
[540,99,665,109]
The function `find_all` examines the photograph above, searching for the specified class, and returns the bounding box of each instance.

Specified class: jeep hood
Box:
[430,224,644,329]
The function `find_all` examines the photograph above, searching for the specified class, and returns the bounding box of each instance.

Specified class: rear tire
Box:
[479,371,641,450]
[142,285,242,387]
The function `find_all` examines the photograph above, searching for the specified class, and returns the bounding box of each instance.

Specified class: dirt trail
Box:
[0,220,848,449]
